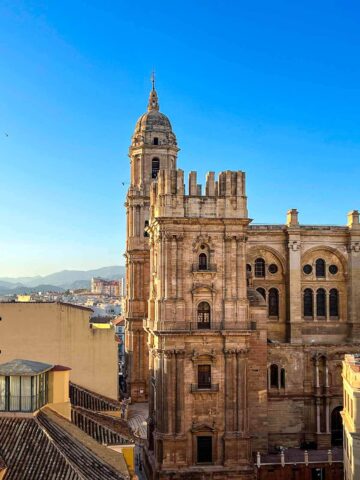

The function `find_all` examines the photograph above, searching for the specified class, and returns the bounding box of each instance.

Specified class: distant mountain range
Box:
[0,266,125,295]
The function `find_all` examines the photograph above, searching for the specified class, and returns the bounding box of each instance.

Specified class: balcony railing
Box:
[0,394,47,412]
[144,320,254,332]
[191,384,219,393]
[192,264,217,273]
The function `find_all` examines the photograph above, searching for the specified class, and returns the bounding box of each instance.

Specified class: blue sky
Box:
[1,0,359,277]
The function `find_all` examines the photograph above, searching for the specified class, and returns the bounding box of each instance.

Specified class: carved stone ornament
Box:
[191,349,217,363]
[192,234,215,252]
[349,242,360,253]
[288,240,301,251]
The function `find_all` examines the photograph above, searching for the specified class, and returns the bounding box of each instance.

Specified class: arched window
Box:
[304,288,313,317]
[256,288,266,300]
[268,288,279,317]
[316,258,326,278]
[280,368,285,388]
[197,302,211,329]
[199,253,208,271]
[316,288,326,317]
[330,289,339,317]
[254,258,265,278]
[151,158,160,178]
[270,364,278,388]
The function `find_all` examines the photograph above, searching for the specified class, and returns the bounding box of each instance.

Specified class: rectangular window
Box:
[0,376,5,411]
[9,376,20,411]
[197,436,212,463]
[198,365,211,389]
[311,468,325,480]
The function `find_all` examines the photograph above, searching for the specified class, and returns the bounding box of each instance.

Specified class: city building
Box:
[342,354,360,480]
[0,358,133,480]
[124,83,360,478]
[0,302,119,399]
[91,277,122,297]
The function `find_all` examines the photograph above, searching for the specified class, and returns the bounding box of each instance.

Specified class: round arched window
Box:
[197,302,211,329]
[199,253,208,270]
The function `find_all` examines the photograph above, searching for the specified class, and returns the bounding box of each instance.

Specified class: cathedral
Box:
[124,81,360,479]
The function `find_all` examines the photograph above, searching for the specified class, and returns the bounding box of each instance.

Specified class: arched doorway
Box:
[331,406,343,446]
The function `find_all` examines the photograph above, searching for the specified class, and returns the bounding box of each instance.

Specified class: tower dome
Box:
[131,79,177,148]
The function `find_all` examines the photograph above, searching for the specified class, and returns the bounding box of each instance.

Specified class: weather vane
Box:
[151,70,155,91]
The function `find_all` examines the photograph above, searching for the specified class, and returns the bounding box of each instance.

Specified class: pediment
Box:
[191,284,216,295]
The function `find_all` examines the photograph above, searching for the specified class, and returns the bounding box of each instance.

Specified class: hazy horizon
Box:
[1,1,359,276]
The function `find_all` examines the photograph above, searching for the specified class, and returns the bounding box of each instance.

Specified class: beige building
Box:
[0,302,119,399]
[342,354,360,480]
[124,83,360,479]
[91,277,121,296]
[0,358,131,479]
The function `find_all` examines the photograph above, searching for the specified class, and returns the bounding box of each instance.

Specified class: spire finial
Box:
[148,71,159,111]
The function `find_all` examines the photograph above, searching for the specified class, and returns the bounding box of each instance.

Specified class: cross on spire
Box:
[148,71,159,111]
[151,71,156,91]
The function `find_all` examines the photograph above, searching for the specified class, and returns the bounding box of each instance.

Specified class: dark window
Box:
[316,259,326,278]
[254,258,265,277]
[280,368,285,388]
[198,365,211,389]
[268,264,278,274]
[197,436,212,463]
[303,264,312,275]
[270,364,278,388]
[268,288,279,317]
[304,289,314,317]
[199,253,207,270]
[151,158,160,178]
[311,468,325,480]
[330,289,339,317]
[331,406,343,446]
[329,264,338,275]
[197,302,211,329]
[144,220,149,237]
[257,288,266,300]
[316,288,326,317]
[153,137,159,145]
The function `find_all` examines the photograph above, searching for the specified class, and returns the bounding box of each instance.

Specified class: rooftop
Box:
[0,359,53,376]
[0,409,130,480]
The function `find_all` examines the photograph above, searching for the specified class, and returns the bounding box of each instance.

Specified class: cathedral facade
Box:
[124,84,360,479]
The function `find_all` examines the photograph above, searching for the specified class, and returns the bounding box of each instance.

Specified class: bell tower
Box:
[124,77,179,402]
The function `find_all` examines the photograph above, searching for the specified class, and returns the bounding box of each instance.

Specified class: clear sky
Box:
[1,1,359,277]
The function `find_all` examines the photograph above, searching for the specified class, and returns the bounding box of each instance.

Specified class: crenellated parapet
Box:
[150,168,248,220]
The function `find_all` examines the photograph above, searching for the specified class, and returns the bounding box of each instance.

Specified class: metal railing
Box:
[144,320,254,332]
[191,264,217,272]
[191,384,219,393]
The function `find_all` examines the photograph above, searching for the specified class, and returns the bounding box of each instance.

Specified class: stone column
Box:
[237,349,248,433]
[236,234,248,301]
[171,235,177,298]
[224,349,236,432]
[177,235,184,299]
[348,211,360,339]
[287,232,302,343]
[175,350,185,434]
[164,350,174,434]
